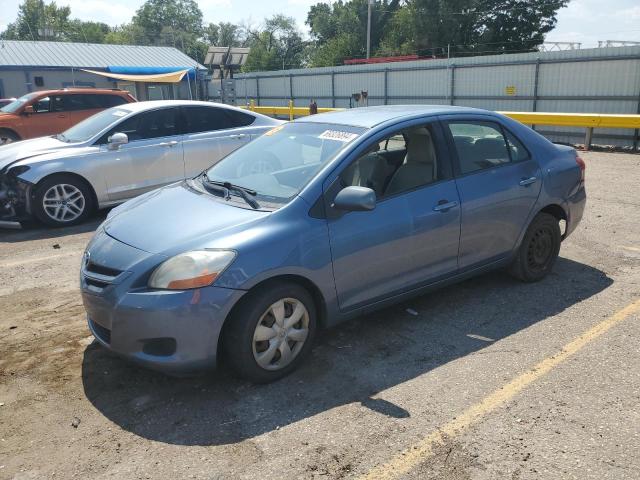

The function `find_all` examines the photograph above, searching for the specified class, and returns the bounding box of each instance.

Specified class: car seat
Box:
[385,127,437,195]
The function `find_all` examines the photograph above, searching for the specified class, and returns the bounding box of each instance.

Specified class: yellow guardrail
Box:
[242,100,640,149]
[498,111,640,129]
[244,100,341,120]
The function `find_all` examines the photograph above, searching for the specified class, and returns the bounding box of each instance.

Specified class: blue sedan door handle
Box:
[433,200,459,212]
[519,176,538,186]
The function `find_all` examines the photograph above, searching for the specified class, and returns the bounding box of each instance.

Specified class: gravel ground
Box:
[1,151,639,480]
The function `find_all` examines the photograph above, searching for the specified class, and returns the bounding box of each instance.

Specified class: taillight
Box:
[576,155,585,183]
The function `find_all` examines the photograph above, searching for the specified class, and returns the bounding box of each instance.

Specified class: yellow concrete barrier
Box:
[241,101,640,149]
[498,111,640,129]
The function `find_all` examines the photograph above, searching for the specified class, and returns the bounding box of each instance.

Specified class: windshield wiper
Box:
[202,175,260,209]
[55,133,68,142]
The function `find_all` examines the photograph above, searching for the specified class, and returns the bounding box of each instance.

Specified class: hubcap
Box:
[252,298,310,371]
[42,184,85,223]
[0,135,14,145]
[527,226,554,272]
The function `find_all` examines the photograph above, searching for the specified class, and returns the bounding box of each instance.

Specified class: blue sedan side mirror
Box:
[332,186,376,212]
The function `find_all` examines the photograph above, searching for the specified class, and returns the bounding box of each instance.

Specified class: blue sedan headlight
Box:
[148,249,236,290]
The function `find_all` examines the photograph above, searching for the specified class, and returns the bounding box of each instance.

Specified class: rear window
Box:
[182,106,255,134]
[226,109,255,127]
[58,93,129,111]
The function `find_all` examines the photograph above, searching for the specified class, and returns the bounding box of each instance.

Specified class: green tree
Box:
[395,0,479,57]
[306,0,401,66]
[306,0,568,65]
[381,0,569,57]
[243,15,306,71]
[472,0,568,55]
[205,22,242,47]
[103,23,148,45]
[1,0,71,41]
[131,0,205,60]
[67,20,111,43]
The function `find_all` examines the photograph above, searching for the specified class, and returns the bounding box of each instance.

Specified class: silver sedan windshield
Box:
[205,122,365,202]
[60,107,132,143]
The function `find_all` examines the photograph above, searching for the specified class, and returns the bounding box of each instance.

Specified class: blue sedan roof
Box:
[297,105,490,128]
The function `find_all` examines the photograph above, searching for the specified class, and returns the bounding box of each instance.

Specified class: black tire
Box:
[222,281,318,383]
[509,212,561,282]
[0,129,20,146]
[32,174,94,227]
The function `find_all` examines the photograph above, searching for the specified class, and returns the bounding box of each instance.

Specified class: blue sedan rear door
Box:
[442,117,542,270]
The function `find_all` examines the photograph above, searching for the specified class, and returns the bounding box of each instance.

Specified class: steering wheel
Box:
[238,152,282,177]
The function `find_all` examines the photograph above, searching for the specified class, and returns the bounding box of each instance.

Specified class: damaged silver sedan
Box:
[0,100,280,227]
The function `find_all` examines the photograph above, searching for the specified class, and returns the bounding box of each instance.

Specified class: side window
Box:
[504,130,530,162]
[50,95,66,112]
[102,95,128,108]
[63,94,101,111]
[226,109,255,127]
[340,124,440,199]
[182,107,231,134]
[32,96,51,113]
[380,134,405,153]
[447,121,511,174]
[103,108,178,143]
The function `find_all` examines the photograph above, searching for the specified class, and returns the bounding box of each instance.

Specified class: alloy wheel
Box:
[252,298,310,371]
[42,183,86,223]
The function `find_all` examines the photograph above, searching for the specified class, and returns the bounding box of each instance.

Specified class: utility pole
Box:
[366,0,373,59]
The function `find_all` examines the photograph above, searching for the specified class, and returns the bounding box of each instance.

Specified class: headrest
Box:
[405,128,435,164]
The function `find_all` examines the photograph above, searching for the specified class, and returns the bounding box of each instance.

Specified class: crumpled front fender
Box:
[0,173,33,222]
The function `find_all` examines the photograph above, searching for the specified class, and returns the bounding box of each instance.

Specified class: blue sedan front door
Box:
[443,118,542,270]
[325,121,461,312]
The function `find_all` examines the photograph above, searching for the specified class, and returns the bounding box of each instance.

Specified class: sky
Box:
[1,0,640,49]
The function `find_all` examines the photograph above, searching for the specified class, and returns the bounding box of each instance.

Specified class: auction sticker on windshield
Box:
[318,130,359,142]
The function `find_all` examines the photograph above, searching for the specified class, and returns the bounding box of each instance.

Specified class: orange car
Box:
[0,88,136,145]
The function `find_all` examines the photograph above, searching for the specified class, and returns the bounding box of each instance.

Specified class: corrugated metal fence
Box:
[235,46,640,148]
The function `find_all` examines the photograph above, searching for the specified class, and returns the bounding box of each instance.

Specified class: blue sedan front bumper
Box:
[81,230,245,374]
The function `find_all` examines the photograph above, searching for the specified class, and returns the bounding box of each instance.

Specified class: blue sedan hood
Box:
[103,181,269,254]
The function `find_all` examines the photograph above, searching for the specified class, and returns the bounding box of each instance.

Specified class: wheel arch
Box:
[216,274,328,360]
[539,203,568,238]
[32,171,99,214]
[539,203,567,222]
[0,127,21,141]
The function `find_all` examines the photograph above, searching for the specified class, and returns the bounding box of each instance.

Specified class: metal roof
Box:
[0,40,206,70]
[297,104,486,128]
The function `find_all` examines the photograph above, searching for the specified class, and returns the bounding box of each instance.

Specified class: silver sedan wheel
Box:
[42,184,85,223]
[252,298,310,371]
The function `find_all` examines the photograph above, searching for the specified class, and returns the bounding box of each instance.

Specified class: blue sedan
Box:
[81,105,586,382]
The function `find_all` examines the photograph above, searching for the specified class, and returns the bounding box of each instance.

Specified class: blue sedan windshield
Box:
[206,122,365,202]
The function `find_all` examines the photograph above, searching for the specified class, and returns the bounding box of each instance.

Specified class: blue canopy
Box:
[107,66,197,80]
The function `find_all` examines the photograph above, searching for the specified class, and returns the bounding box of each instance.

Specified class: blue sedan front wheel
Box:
[222,282,318,383]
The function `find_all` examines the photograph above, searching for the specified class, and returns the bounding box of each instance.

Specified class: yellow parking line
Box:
[360,297,640,480]
[0,251,80,269]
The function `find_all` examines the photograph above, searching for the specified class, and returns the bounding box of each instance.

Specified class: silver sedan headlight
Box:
[148,250,236,290]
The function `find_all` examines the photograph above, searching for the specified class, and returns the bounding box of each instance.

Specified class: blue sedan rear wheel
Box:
[509,212,561,282]
[222,282,317,383]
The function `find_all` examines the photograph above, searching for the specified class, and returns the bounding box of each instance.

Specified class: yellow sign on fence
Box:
[505,85,517,96]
